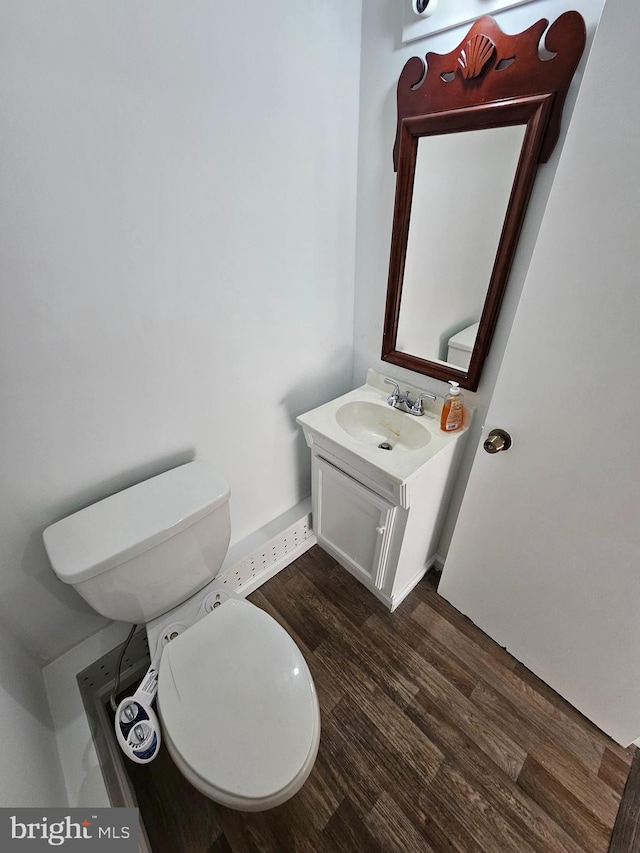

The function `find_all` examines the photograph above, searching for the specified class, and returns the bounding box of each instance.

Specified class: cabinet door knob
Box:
[376,526,386,535]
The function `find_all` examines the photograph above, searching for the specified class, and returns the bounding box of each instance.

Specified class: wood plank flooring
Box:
[609,750,640,853]
[121,546,637,852]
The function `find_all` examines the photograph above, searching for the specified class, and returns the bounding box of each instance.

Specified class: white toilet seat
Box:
[157,597,321,811]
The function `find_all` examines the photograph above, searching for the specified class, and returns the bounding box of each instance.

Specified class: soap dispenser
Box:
[440,381,464,432]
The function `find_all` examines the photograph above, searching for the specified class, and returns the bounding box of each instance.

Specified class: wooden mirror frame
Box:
[382,12,586,390]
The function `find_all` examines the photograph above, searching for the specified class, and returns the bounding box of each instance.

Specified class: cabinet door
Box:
[313,457,396,588]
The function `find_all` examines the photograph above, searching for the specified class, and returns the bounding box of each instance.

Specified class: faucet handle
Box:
[408,391,437,415]
[384,378,400,404]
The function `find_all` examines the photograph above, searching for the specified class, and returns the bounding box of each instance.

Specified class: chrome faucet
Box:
[384,378,436,417]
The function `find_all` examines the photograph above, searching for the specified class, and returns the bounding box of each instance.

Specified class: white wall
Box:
[354,0,605,555]
[0,0,363,662]
[0,617,66,805]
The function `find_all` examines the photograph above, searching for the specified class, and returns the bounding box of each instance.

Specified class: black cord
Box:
[109,623,138,712]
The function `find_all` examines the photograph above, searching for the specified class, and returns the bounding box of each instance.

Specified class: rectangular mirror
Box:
[397,124,526,367]
[382,13,586,390]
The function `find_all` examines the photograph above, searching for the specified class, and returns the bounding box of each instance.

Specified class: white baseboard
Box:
[389,552,440,611]
[432,552,446,572]
[389,568,427,611]
[215,499,316,597]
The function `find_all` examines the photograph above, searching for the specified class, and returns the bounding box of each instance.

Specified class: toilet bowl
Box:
[43,460,320,810]
[158,594,320,810]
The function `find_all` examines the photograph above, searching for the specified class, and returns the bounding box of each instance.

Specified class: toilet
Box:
[446,321,479,370]
[43,460,321,811]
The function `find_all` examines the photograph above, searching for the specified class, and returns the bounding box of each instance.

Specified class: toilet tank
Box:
[446,321,479,370]
[43,461,231,624]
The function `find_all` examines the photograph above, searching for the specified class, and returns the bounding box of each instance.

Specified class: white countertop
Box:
[296,370,470,485]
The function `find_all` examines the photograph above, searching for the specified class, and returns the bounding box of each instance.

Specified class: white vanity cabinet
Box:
[309,441,461,610]
[298,371,470,611]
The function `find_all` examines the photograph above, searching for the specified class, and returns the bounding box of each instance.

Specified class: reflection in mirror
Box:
[382,13,587,390]
[396,125,526,367]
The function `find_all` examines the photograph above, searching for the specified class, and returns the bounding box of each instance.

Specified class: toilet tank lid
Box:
[448,321,480,352]
[43,461,230,585]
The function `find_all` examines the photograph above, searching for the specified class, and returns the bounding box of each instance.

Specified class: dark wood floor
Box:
[124,546,638,852]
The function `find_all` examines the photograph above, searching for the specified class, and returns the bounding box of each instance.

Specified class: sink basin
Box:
[335,401,431,452]
[296,370,470,484]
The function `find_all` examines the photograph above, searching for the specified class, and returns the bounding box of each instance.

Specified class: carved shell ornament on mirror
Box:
[457,33,496,79]
[393,13,587,169]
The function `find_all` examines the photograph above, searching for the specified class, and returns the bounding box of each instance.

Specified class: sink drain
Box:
[378,442,393,451]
